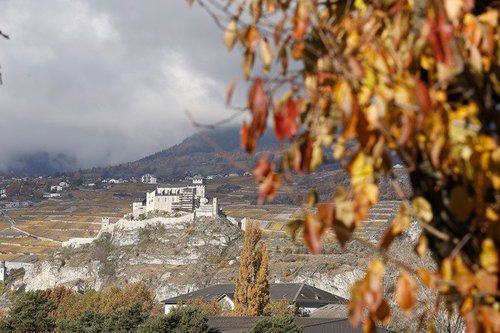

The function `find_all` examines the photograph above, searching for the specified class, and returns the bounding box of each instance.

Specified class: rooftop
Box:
[161,283,347,306]
[207,316,394,333]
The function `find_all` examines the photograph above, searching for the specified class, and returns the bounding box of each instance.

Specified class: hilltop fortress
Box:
[132,175,220,218]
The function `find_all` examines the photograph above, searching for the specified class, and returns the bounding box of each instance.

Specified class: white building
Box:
[132,176,219,218]
[43,193,61,198]
[0,261,6,282]
[141,174,157,184]
[50,185,63,192]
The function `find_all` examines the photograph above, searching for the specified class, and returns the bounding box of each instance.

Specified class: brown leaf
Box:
[226,80,237,106]
[274,16,286,45]
[251,0,263,23]
[380,204,410,250]
[259,37,273,74]
[293,135,313,174]
[374,299,391,324]
[304,214,321,254]
[395,270,417,316]
[317,202,335,230]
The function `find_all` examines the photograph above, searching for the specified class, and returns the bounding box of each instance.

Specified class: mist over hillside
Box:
[78,126,282,180]
[5,152,79,177]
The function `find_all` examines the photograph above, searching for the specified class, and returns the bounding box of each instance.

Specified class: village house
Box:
[50,185,63,192]
[141,173,157,184]
[161,283,347,315]
[132,175,219,218]
[0,261,6,282]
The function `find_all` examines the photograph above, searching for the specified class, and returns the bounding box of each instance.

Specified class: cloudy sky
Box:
[0,0,244,170]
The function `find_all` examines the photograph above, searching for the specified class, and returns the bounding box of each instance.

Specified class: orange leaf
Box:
[243,25,260,52]
[395,271,417,316]
[304,214,321,254]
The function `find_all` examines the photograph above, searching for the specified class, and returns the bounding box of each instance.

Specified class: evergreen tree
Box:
[234,222,270,316]
[137,307,209,333]
[0,290,56,333]
[247,315,302,333]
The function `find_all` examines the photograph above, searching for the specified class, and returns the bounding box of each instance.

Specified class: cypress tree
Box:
[234,222,270,316]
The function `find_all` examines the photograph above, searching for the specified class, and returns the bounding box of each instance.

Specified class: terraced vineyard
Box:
[0,170,407,262]
[0,183,155,262]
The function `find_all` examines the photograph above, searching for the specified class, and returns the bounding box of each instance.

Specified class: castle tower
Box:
[101,217,110,227]
[0,261,6,282]
[212,197,218,217]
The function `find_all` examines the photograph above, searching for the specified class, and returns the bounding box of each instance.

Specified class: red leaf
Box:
[253,154,280,204]
[427,9,454,65]
[243,79,270,153]
[415,79,431,116]
[273,98,302,141]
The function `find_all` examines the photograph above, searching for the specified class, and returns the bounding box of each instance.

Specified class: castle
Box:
[132,175,219,218]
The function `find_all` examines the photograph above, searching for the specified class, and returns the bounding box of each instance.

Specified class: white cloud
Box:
[0,0,242,170]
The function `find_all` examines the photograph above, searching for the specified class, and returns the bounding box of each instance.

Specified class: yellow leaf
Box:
[480,239,499,274]
[412,196,433,223]
[350,153,374,189]
[224,19,238,51]
[259,37,273,74]
[414,234,428,258]
[242,50,255,79]
[310,144,323,172]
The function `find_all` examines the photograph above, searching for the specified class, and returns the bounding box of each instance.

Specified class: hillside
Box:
[80,127,280,180]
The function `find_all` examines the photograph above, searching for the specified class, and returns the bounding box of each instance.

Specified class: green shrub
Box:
[247,315,302,333]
